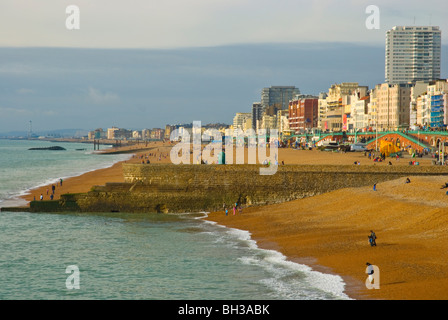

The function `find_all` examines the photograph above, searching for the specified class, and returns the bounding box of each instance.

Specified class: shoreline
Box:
[3,146,448,300]
[15,141,174,205]
[204,173,448,300]
[202,212,367,300]
[200,213,354,300]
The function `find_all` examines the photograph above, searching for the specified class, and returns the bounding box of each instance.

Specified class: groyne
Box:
[15,163,448,213]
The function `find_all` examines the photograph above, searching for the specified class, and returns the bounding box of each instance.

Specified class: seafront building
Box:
[88,128,106,140]
[288,95,319,134]
[107,127,119,140]
[320,83,363,132]
[252,102,263,131]
[233,113,252,132]
[410,81,431,129]
[165,125,175,140]
[114,128,133,140]
[385,26,441,84]
[427,80,448,129]
[317,93,328,131]
[261,86,300,111]
[367,90,378,131]
[376,83,413,131]
[133,131,142,140]
[150,128,165,140]
[348,90,370,132]
[413,80,448,129]
[276,109,290,137]
[259,113,277,132]
[141,129,151,140]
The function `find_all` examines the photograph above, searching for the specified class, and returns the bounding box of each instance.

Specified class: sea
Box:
[0,139,352,300]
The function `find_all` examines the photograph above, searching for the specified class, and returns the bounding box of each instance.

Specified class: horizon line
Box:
[0,41,396,51]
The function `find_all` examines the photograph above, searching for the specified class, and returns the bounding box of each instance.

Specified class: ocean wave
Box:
[199,215,352,300]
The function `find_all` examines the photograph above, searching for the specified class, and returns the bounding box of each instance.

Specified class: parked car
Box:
[350,143,369,152]
[320,141,340,150]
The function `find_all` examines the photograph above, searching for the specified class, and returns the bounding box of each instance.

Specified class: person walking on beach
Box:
[52,184,55,195]
[370,230,377,246]
[225,208,228,216]
[233,206,236,215]
[373,184,377,191]
[40,194,43,201]
[366,262,374,284]
[60,178,63,186]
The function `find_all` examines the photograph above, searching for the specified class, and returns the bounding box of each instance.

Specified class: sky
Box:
[1,0,448,134]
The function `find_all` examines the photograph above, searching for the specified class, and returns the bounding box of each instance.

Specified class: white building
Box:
[410,81,430,129]
[107,127,119,140]
[233,113,252,131]
[350,93,370,131]
[142,129,151,139]
[132,131,142,139]
[317,92,328,130]
[276,109,289,135]
[386,26,441,84]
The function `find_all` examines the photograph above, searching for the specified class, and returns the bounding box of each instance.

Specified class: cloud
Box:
[87,87,119,104]
[1,0,447,48]
[16,88,35,95]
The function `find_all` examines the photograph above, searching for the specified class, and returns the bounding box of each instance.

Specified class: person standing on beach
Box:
[233,206,236,215]
[366,262,374,284]
[40,194,43,201]
[60,178,63,186]
[373,184,377,191]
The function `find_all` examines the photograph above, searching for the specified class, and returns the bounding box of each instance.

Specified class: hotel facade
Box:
[385,26,441,84]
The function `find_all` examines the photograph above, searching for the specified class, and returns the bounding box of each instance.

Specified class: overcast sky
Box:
[0,1,447,133]
[1,0,447,48]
